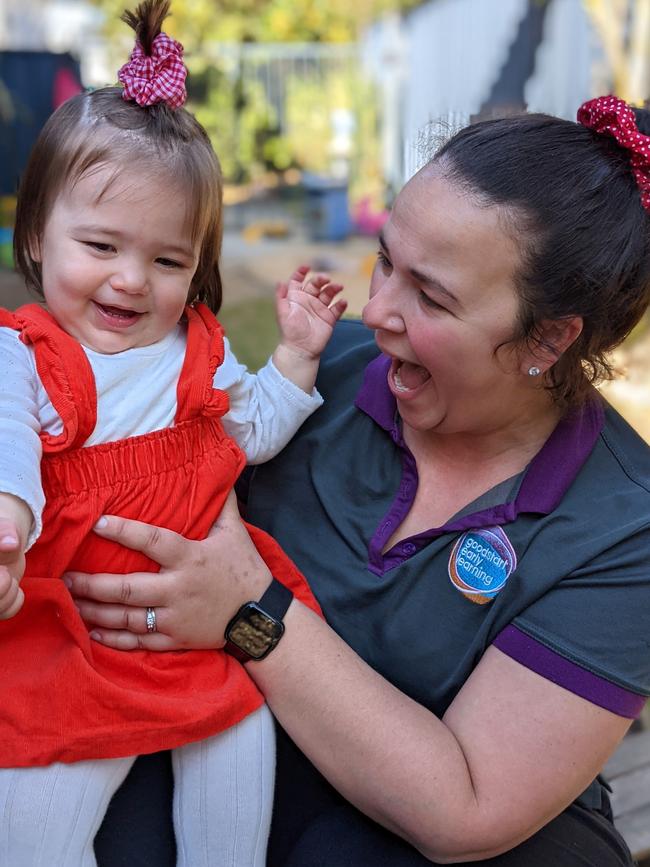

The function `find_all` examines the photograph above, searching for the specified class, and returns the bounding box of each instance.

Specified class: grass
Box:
[219,297,279,371]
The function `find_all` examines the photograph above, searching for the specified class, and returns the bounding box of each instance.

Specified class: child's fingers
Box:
[0,519,20,552]
[306,272,333,291]
[314,282,344,306]
[287,264,311,283]
[0,569,23,620]
[275,281,289,303]
[0,549,25,573]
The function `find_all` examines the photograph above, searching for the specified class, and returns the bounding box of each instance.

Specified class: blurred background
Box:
[1,0,648,439]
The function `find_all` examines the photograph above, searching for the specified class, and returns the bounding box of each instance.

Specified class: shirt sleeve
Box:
[0,327,44,548]
[214,337,324,465]
[494,525,650,717]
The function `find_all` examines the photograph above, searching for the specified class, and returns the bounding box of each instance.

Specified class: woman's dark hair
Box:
[14,0,223,313]
[433,109,650,405]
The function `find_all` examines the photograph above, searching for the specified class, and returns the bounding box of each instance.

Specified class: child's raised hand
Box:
[276,265,347,360]
[0,519,25,619]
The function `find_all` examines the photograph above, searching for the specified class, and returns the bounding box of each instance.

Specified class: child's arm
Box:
[0,325,46,617]
[214,267,346,463]
[272,265,347,394]
[0,493,30,619]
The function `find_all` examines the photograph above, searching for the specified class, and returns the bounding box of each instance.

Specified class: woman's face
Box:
[362,166,535,437]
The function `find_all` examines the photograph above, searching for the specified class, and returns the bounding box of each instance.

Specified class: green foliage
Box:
[191,62,281,181]
[91,0,412,187]
[92,0,424,46]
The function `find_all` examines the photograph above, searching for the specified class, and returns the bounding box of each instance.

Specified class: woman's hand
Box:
[65,491,272,651]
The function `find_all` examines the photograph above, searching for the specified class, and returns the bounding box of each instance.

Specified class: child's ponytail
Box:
[118,0,187,110]
[121,0,170,56]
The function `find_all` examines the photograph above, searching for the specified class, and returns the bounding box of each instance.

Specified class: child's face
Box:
[33,165,201,353]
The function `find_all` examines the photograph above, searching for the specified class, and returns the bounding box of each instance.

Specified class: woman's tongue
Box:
[395,360,431,391]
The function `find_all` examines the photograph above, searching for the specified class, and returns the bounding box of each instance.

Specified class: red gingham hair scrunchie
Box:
[118,31,187,109]
[577,94,650,212]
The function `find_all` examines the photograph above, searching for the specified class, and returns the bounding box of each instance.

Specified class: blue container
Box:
[303,174,350,242]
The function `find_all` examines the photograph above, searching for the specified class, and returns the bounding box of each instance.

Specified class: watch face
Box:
[227,603,285,660]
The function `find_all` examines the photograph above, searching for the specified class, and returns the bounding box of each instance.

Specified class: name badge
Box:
[448,526,516,604]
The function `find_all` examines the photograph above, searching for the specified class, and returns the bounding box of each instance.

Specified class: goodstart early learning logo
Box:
[448,526,517,604]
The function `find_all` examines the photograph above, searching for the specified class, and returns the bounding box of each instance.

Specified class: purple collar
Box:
[354,355,605,573]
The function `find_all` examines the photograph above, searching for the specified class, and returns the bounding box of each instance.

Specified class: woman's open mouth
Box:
[389,358,432,398]
[93,301,143,329]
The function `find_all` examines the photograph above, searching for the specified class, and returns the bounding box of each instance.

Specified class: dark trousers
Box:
[95,728,636,867]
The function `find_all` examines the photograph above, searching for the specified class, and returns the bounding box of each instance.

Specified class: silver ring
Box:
[145,607,157,633]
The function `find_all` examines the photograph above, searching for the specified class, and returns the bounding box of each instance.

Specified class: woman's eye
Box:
[376,250,392,270]
[419,291,444,311]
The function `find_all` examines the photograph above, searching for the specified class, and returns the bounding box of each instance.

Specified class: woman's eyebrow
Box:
[378,231,461,308]
[410,268,461,307]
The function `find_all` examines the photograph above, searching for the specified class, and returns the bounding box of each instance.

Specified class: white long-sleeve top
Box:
[0,322,323,548]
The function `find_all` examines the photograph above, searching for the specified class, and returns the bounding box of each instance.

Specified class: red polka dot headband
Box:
[118,32,187,109]
[577,95,650,212]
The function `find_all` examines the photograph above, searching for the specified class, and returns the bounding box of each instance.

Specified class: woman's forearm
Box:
[248,600,490,863]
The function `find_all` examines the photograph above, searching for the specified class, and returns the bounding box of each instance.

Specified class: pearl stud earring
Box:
[528,366,541,377]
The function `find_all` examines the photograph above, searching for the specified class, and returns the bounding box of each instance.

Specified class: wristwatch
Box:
[224,578,294,663]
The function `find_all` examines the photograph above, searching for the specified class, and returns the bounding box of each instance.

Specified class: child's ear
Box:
[28,234,42,263]
[521,316,583,375]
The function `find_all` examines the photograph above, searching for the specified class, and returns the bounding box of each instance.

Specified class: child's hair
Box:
[14,0,223,313]
[433,103,650,406]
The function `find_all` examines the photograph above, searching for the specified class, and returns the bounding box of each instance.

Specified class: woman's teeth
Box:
[394,367,410,392]
[394,360,431,391]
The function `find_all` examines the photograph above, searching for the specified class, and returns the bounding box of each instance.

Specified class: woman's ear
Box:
[522,316,583,375]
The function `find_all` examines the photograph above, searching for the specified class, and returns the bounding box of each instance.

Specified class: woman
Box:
[72,97,649,865]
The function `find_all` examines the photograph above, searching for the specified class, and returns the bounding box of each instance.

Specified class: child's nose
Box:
[109,262,149,295]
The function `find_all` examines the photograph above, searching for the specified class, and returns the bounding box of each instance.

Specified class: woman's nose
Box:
[362,280,404,333]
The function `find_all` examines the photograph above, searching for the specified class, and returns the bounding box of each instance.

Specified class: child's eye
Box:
[156,257,183,269]
[85,241,114,253]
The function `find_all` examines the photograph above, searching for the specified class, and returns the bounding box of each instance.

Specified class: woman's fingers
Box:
[64,569,169,607]
[209,489,241,532]
[75,598,167,634]
[92,516,189,568]
[87,627,180,652]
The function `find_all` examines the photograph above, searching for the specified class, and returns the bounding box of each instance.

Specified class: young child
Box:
[0,2,346,864]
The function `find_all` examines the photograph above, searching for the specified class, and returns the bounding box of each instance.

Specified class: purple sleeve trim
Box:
[493,625,646,719]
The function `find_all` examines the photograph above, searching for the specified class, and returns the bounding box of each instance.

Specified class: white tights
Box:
[0,704,275,867]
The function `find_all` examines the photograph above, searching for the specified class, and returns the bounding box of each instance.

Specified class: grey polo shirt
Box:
[245,320,650,719]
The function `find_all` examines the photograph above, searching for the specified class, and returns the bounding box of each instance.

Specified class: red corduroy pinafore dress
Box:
[0,303,321,767]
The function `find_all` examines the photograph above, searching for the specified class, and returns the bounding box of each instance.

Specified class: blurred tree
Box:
[92,0,423,47]
[584,0,650,103]
[92,0,421,185]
